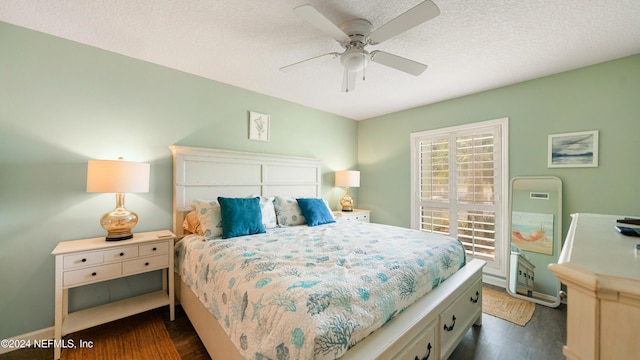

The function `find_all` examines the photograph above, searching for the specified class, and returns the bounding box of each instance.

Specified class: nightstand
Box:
[51,230,176,359]
[333,209,371,223]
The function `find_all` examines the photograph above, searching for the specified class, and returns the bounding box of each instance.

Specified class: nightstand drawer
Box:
[350,213,369,222]
[103,246,139,262]
[63,263,121,287]
[333,209,371,223]
[139,242,169,256]
[123,254,169,275]
[63,251,103,269]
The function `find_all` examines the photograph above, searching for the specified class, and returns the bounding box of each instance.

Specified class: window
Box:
[410,118,509,276]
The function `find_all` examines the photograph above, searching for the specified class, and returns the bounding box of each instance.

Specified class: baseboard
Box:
[532,290,557,303]
[483,274,567,306]
[482,272,506,289]
[0,326,54,355]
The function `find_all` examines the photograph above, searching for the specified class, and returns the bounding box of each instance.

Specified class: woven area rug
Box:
[482,288,536,326]
[61,310,180,360]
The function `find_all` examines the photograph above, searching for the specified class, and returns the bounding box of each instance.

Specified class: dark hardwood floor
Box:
[0,306,210,360]
[449,285,567,360]
[1,285,565,360]
[161,305,210,360]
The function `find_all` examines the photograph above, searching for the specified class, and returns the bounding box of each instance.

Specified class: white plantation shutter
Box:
[411,119,508,273]
[418,137,451,235]
[455,131,497,261]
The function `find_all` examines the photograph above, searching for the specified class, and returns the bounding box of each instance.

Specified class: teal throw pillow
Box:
[218,197,266,239]
[296,198,336,227]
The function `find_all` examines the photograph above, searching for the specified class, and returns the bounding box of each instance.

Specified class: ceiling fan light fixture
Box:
[340,47,370,72]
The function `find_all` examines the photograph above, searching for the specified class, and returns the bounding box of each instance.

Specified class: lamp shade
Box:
[335,170,360,187]
[87,159,150,193]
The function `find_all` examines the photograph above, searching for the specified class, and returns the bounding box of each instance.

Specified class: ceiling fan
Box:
[280,1,440,92]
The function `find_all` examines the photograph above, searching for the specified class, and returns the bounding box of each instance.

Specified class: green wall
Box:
[0,22,357,339]
[358,54,640,231]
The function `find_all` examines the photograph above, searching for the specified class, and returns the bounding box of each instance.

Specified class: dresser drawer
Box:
[123,254,169,275]
[395,321,436,360]
[139,241,169,256]
[63,263,121,287]
[103,246,139,262]
[63,251,103,269]
[440,280,482,353]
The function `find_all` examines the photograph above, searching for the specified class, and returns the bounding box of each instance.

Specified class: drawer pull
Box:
[81,258,87,263]
[443,315,456,331]
[91,272,97,276]
[414,342,432,360]
[470,291,479,303]
[145,262,150,266]
[119,252,125,256]
[152,247,157,251]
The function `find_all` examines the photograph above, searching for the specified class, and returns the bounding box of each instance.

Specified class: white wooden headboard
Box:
[169,146,322,237]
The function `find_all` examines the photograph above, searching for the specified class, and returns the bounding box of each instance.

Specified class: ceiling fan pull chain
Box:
[345,69,350,93]
[363,53,366,81]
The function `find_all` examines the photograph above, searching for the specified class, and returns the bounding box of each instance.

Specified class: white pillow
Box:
[249,194,278,229]
[190,199,223,238]
[274,196,306,226]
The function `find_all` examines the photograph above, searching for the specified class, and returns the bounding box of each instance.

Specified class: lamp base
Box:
[100,195,138,242]
[340,193,354,212]
[105,231,134,241]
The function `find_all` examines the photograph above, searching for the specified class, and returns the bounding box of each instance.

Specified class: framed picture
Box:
[548,130,598,168]
[249,111,270,142]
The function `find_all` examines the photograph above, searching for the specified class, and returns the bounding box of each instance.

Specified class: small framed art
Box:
[249,111,270,142]
[548,130,598,168]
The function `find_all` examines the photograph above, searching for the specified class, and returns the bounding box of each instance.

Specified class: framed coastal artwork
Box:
[548,130,598,168]
[249,111,270,142]
[511,211,554,255]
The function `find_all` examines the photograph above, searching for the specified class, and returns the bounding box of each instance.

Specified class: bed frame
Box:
[169,145,485,360]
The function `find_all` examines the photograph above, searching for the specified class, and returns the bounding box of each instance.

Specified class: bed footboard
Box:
[342,258,485,360]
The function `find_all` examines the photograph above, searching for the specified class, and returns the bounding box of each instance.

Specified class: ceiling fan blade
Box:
[294,5,350,43]
[370,51,428,76]
[280,52,340,72]
[368,1,440,45]
[341,69,356,92]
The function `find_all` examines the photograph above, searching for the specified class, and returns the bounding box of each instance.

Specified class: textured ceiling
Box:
[1,0,639,120]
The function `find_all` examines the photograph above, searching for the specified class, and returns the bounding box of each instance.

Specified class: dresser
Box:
[52,230,176,359]
[332,209,371,222]
[549,213,640,360]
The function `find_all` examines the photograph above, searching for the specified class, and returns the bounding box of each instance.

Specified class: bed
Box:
[169,145,485,360]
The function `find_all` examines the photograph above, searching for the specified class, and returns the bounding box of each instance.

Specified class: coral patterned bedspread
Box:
[175,221,466,360]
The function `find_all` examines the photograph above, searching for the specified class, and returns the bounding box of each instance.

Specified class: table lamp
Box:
[335,170,360,212]
[87,157,150,241]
